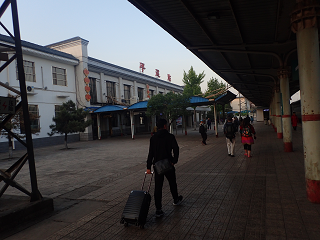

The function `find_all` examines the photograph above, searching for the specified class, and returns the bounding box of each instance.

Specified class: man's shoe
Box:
[155,210,164,218]
[173,195,183,206]
[228,154,231,156]
[231,155,235,157]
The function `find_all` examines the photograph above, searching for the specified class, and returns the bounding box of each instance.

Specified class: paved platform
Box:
[1,122,320,240]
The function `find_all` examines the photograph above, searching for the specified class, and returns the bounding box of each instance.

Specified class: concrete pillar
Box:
[130,110,135,139]
[279,69,293,152]
[100,73,104,103]
[275,90,283,139]
[118,77,123,102]
[272,96,276,129]
[292,1,320,203]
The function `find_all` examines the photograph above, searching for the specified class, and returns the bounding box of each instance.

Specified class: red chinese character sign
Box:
[146,84,150,98]
[83,68,90,102]
[167,74,171,82]
[139,62,146,73]
[155,69,160,78]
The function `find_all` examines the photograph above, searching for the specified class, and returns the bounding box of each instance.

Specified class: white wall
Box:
[256,109,264,122]
[0,53,77,143]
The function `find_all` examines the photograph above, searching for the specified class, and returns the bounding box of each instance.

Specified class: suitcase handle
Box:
[141,172,153,192]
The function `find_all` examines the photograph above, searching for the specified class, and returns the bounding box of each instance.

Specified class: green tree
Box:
[182,66,205,129]
[146,92,190,132]
[182,66,205,97]
[48,100,92,149]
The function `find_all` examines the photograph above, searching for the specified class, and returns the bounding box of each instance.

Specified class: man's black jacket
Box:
[147,129,179,170]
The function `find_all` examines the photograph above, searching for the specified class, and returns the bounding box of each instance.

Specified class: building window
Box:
[124,85,131,104]
[54,105,61,117]
[16,60,36,82]
[159,91,163,95]
[138,87,144,101]
[150,90,154,98]
[52,66,67,86]
[20,104,40,134]
[89,78,97,104]
[106,81,116,103]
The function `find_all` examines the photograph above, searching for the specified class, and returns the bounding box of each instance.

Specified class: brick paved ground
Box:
[1,122,320,240]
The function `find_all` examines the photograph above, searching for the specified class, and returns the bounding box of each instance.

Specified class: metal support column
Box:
[11,0,41,201]
[214,103,218,137]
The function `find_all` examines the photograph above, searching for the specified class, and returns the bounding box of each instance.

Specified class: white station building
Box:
[0,34,184,152]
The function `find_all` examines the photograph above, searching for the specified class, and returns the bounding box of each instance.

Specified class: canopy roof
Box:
[128,101,148,110]
[214,91,237,105]
[94,105,127,113]
[128,0,300,107]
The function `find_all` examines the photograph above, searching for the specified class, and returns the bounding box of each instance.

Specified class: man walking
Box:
[147,119,183,218]
[199,120,207,145]
[207,118,211,130]
[224,116,236,157]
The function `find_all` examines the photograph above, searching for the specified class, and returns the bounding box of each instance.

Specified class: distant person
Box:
[250,116,254,124]
[199,120,207,145]
[224,116,236,157]
[207,118,211,130]
[291,112,298,131]
[147,119,183,218]
[240,117,256,158]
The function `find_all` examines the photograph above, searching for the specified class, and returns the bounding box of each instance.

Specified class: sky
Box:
[0,0,300,102]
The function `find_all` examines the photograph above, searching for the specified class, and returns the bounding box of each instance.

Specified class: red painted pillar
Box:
[292,1,320,203]
[279,69,293,152]
[274,90,283,139]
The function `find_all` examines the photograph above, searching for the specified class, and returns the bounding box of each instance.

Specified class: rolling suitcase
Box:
[120,172,153,229]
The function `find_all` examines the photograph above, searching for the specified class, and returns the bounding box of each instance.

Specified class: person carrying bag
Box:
[146,119,183,218]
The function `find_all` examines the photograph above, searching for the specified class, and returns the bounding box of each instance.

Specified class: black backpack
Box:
[225,123,234,138]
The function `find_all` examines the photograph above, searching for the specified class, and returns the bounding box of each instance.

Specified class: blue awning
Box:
[189,96,214,106]
[84,107,100,112]
[128,101,148,110]
[94,105,127,113]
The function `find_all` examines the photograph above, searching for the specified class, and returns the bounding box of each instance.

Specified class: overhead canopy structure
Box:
[128,0,299,108]
[214,91,237,105]
[94,105,127,113]
[128,101,148,110]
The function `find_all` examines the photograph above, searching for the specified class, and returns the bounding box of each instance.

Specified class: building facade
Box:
[0,35,183,152]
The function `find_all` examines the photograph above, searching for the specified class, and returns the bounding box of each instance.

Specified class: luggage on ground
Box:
[120,172,153,229]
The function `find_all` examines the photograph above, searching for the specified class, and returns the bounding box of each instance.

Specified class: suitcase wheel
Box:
[124,222,129,227]
[139,224,144,229]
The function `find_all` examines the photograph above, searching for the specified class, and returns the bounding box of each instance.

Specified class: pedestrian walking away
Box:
[199,120,207,145]
[224,116,236,157]
[207,118,211,130]
[291,112,298,130]
[240,117,256,158]
[250,116,254,124]
[146,119,183,218]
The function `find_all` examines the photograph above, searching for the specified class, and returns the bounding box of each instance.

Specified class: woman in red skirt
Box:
[240,117,256,158]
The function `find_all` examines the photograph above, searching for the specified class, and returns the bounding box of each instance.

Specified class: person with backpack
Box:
[224,116,236,157]
[240,117,256,158]
[199,120,207,145]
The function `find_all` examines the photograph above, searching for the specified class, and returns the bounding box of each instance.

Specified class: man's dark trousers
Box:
[154,168,178,210]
